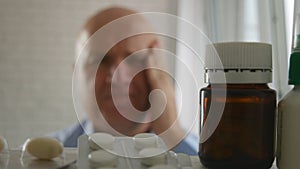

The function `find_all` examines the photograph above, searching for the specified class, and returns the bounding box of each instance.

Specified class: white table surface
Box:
[0,149,278,169]
[0,148,77,169]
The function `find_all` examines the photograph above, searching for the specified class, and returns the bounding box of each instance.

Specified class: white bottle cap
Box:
[205,42,272,84]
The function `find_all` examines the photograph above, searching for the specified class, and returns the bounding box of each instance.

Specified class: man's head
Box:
[75,7,159,136]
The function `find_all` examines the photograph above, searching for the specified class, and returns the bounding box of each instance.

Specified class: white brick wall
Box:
[0,0,177,148]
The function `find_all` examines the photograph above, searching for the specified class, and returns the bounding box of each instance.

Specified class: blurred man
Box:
[52,7,197,155]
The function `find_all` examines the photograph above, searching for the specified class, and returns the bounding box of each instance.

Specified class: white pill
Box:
[148,164,177,169]
[139,147,167,166]
[25,137,63,160]
[133,133,157,150]
[88,150,117,168]
[0,137,4,152]
[88,133,115,150]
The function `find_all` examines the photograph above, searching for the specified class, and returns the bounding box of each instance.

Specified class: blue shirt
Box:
[50,119,198,155]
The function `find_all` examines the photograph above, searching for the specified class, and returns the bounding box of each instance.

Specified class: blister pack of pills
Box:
[77,132,193,169]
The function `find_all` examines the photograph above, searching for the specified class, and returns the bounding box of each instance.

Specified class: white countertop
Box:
[1,148,77,169]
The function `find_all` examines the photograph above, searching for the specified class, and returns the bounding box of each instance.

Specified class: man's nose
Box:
[109,61,132,84]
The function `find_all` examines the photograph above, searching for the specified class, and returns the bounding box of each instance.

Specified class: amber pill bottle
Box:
[198,42,276,169]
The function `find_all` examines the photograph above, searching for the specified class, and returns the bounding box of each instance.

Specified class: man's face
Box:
[80,34,156,135]
[96,36,151,117]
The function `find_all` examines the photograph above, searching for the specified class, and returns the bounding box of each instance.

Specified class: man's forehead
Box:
[77,11,156,58]
[86,34,156,55]
[84,8,142,36]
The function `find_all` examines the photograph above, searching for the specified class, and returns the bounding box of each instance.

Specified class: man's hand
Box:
[145,52,185,148]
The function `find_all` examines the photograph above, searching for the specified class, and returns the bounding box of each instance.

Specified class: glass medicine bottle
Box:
[198,42,276,169]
